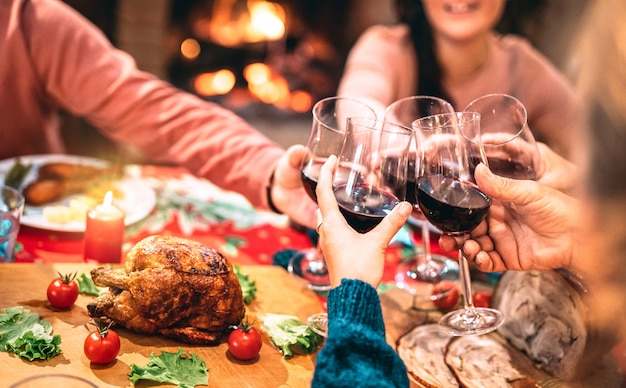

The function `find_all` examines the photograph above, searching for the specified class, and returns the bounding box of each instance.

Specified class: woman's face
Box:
[421,0,506,42]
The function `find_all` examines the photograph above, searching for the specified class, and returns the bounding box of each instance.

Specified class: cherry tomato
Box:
[432,281,460,311]
[47,272,79,309]
[473,290,493,308]
[228,318,262,361]
[84,321,121,365]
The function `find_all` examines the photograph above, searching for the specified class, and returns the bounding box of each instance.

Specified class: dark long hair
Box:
[394,0,546,100]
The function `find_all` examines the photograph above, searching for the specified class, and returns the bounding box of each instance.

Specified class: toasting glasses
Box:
[307,117,413,337]
[289,96,376,292]
[384,96,461,307]
[413,112,504,335]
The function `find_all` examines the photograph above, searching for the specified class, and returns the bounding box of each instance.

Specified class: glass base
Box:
[287,249,331,292]
[307,312,328,337]
[438,307,505,336]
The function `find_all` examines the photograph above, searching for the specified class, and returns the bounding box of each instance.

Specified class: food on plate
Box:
[4,159,32,189]
[492,270,619,381]
[397,271,623,386]
[22,161,123,206]
[42,196,98,224]
[46,272,79,309]
[84,320,120,365]
[445,332,551,387]
[396,324,457,387]
[397,323,550,387]
[87,235,245,345]
[228,317,262,360]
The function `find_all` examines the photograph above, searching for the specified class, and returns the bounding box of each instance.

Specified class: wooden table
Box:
[0,263,324,388]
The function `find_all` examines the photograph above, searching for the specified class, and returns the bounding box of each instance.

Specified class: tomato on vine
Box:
[84,319,121,365]
[228,317,262,361]
[47,272,79,309]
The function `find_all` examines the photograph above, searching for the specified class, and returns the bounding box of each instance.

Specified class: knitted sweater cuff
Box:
[327,278,385,335]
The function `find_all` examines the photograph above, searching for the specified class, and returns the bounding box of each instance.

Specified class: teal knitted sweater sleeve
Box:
[311,279,409,387]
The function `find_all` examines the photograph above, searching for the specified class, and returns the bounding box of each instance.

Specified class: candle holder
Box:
[84,191,125,264]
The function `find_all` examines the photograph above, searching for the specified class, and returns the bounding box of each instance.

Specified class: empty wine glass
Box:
[464,93,542,180]
[289,96,377,292]
[413,112,505,335]
[308,117,413,337]
[384,96,460,307]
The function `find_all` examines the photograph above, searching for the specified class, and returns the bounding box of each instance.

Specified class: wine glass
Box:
[289,96,377,293]
[384,96,461,306]
[413,111,505,335]
[464,93,542,180]
[308,117,413,337]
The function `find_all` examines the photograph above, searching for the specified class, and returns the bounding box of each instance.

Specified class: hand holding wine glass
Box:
[332,117,413,233]
[289,96,377,293]
[414,112,504,335]
[308,117,413,337]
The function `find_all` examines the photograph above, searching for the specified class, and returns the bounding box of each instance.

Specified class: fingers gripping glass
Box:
[289,96,377,294]
[413,112,504,335]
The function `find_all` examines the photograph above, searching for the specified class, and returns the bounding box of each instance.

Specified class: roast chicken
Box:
[87,235,245,345]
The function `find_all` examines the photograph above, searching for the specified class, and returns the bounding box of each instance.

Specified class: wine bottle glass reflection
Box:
[307,117,413,337]
[464,93,542,180]
[384,96,459,308]
[289,96,376,293]
[413,112,504,335]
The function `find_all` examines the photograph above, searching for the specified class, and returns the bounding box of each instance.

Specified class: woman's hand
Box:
[439,164,578,272]
[315,155,412,288]
[270,145,318,229]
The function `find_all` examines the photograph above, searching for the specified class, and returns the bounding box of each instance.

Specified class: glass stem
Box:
[457,244,475,310]
[421,222,432,261]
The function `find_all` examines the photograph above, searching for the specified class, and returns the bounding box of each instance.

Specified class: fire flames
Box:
[181,0,312,112]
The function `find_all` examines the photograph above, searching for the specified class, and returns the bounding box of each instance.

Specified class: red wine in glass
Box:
[417,174,491,234]
[334,183,400,233]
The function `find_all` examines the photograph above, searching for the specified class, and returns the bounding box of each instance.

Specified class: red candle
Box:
[84,191,125,263]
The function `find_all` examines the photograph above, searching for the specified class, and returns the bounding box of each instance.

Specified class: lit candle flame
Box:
[103,191,113,206]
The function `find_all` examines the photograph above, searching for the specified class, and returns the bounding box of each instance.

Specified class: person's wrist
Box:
[266,170,282,214]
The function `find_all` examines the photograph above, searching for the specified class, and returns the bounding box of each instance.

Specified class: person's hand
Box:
[536,142,579,194]
[270,145,317,229]
[315,155,412,288]
[439,163,578,272]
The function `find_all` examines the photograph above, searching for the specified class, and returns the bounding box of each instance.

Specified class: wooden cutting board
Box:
[0,263,324,388]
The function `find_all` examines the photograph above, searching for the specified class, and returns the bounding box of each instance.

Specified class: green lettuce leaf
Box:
[76,272,106,296]
[128,348,208,388]
[233,265,257,304]
[260,313,323,358]
[0,306,62,361]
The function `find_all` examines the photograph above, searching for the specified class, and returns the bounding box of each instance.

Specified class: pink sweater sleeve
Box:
[23,0,285,208]
[337,25,417,119]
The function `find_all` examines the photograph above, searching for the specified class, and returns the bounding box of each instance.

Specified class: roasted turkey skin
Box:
[87,235,245,345]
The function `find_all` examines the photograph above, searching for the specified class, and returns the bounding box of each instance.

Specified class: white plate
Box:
[0,154,156,232]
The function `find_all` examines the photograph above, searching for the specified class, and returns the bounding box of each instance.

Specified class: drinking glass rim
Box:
[464,93,529,147]
[1,184,25,210]
[312,96,377,135]
[346,117,414,137]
